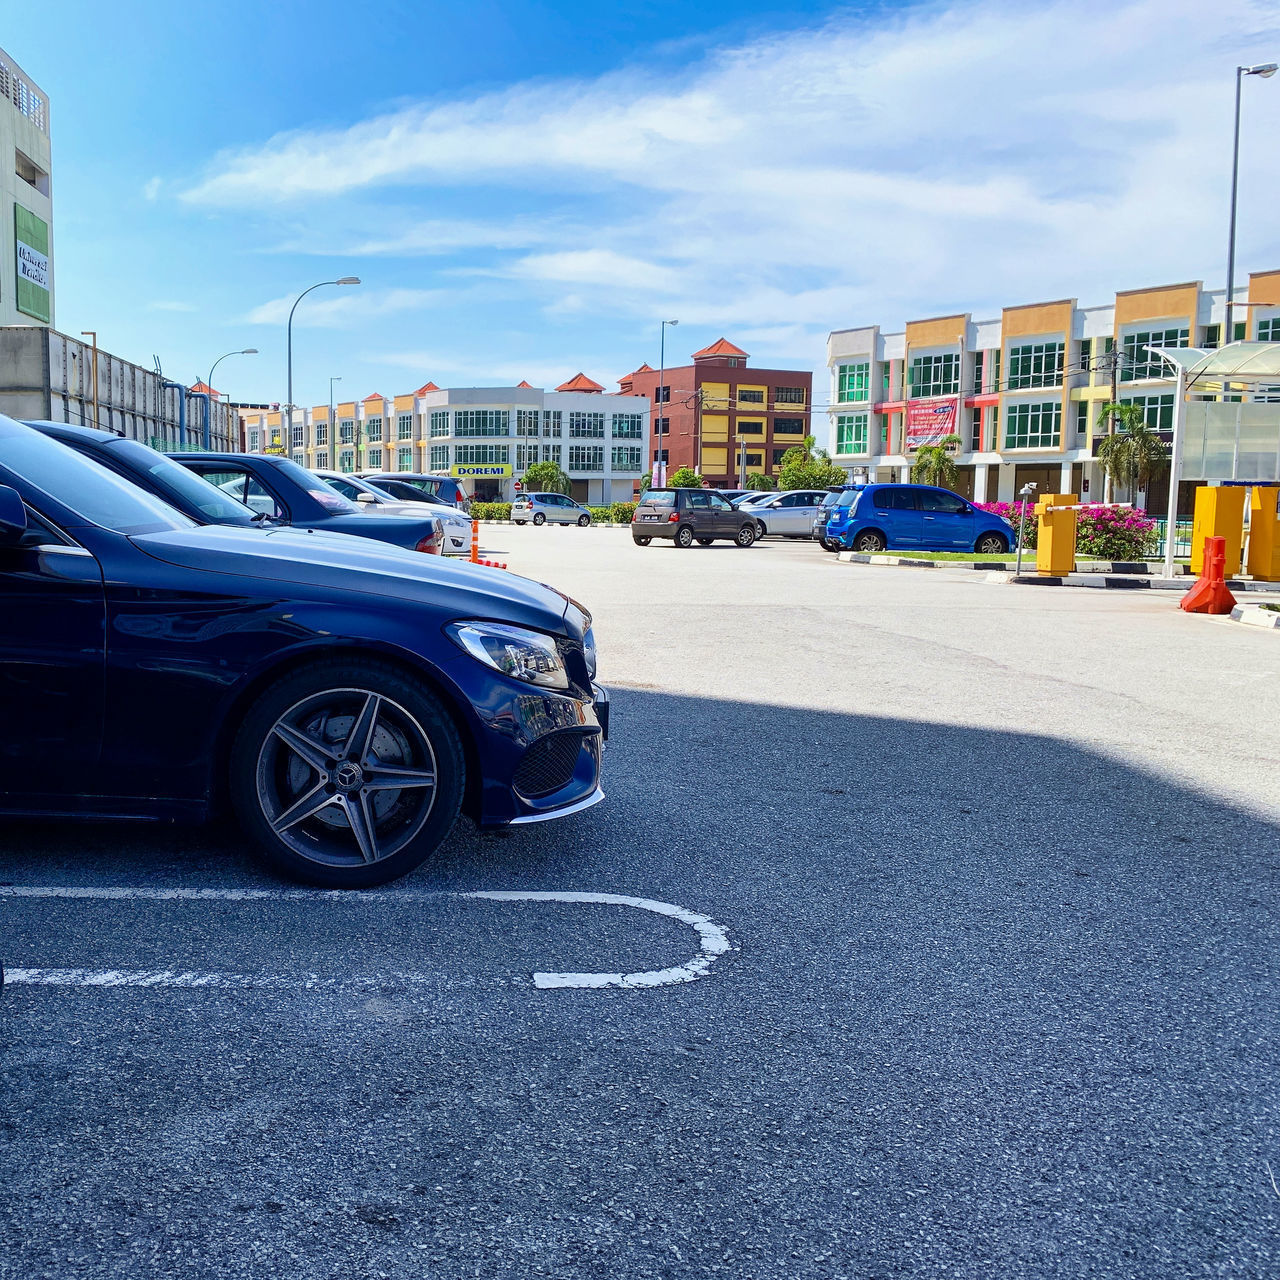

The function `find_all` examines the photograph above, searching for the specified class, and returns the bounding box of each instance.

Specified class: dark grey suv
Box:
[631,488,759,548]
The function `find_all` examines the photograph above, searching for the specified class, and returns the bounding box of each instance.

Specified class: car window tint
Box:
[642,491,674,508]
[687,492,711,509]
[246,477,285,519]
[878,488,917,510]
[328,479,359,500]
[918,490,969,514]
[708,494,732,510]
[835,489,859,508]
[115,446,256,526]
[196,469,250,499]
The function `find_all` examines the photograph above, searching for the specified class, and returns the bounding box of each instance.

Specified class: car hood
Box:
[128,525,575,632]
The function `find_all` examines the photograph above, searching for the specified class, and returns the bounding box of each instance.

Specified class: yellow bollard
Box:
[1247,486,1280,581]
[1035,493,1077,576]
[470,518,480,564]
[1190,486,1245,577]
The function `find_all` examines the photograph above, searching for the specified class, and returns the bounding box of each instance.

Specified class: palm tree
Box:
[1095,403,1169,507]
[911,433,964,489]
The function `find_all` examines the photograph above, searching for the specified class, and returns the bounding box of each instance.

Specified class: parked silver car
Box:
[316,470,473,556]
[744,489,830,538]
[512,492,592,526]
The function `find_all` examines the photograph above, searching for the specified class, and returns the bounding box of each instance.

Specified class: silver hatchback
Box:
[512,492,592,526]
[743,489,830,538]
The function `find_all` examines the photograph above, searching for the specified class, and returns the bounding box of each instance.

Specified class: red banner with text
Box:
[905,400,957,450]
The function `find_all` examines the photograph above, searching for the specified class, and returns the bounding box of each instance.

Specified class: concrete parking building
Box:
[0,45,52,326]
[244,375,650,503]
[826,269,1280,513]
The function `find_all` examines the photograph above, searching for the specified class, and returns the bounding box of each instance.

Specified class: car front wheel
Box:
[854,531,886,553]
[976,533,1009,554]
[577,514,590,527]
[675,525,694,548]
[532,512,546,526]
[229,659,464,889]
[735,524,757,548]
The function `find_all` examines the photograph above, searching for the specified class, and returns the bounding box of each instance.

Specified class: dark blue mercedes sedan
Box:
[0,417,606,888]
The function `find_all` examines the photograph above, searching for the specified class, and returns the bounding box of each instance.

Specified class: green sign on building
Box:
[15,205,51,323]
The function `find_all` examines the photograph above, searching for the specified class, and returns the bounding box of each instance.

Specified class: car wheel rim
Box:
[256,688,438,868]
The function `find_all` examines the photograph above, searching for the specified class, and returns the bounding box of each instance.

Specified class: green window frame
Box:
[611,414,643,439]
[1257,317,1280,342]
[397,413,413,440]
[1121,328,1188,382]
[1120,393,1174,431]
[1075,399,1089,440]
[542,411,562,438]
[397,446,413,471]
[454,410,510,437]
[568,445,604,471]
[339,449,355,472]
[367,448,383,469]
[835,413,868,455]
[365,416,383,442]
[1003,400,1061,449]
[774,417,805,435]
[429,445,449,469]
[908,353,959,398]
[429,411,450,437]
[568,412,605,438]
[454,443,510,465]
[516,409,540,437]
[315,423,329,445]
[1006,341,1065,390]
[612,445,642,470]
[837,361,871,403]
[339,420,354,444]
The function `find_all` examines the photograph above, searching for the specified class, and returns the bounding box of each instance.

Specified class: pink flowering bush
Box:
[976,501,1156,559]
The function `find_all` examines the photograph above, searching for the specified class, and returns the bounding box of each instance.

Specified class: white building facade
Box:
[0,46,53,326]
[825,271,1280,514]
[244,378,650,504]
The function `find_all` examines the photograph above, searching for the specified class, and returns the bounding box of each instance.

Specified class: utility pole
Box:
[738,438,748,487]
[1103,340,1120,504]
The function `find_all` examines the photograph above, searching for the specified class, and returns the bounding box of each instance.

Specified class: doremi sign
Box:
[15,205,50,324]
[451,463,513,479]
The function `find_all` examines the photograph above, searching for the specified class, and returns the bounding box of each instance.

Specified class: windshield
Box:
[836,489,860,508]
[274,460,360,514]
[0,425,195,534]
[113,440,257,526]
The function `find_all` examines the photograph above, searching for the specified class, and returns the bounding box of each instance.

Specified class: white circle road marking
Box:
[0,887,732,992]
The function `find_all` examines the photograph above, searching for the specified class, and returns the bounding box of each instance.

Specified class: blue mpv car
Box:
[826,483,1013,554]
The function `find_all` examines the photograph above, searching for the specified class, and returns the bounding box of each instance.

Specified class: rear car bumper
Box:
[632,520,678,540]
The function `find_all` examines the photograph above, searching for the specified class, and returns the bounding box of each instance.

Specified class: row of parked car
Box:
[629,482,1015,553]
[0,417,608,889]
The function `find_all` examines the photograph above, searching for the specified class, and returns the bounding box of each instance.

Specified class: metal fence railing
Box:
[1149,517,1193,560]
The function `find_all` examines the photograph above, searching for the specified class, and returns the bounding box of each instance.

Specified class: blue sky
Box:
[23,0,1280,410]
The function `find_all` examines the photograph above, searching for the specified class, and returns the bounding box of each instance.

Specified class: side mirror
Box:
[356,492,376,503]
[0,485,27,542]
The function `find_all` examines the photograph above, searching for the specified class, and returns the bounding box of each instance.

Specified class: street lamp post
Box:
[656,319,678,485]
[1225,63,1276,342]
[328,376,342,465]
[207,348,258,398]
[285,277,360,456]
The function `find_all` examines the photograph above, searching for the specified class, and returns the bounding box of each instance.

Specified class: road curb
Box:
[1229,604,1280,629]
[836,553,1187,575]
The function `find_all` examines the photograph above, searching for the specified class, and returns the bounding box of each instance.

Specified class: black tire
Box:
[975,533,1009,554]
[577,514,590,527]
[633,536,652,546]
[696,537,715,546]
[820,537,839,553]
[532,512,546,526]
[854,531,886,553]
[675,525,694,548]
[229,659,465,889]
[735,524,757,548]
[755,522,767,538]
[513,520,526,526]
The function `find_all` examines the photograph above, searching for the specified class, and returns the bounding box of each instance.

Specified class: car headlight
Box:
[446,621,569,690]
[582,626,597,680]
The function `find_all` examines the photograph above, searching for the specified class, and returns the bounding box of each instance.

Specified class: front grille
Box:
[513,732,585,798]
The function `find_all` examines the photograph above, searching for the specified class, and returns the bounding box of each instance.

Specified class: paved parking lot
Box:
[3,525,1279,1278]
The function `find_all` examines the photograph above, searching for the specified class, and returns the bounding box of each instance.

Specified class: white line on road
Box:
[0,886,732,993]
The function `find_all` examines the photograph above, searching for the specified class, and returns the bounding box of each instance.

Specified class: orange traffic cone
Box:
[1180,535,1236,614]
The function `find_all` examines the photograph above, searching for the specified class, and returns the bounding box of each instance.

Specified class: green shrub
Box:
[587,506,613,523]
[610,501,637,524]
[471,502,511,521]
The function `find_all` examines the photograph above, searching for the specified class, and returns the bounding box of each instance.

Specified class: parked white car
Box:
[315,470,473,556]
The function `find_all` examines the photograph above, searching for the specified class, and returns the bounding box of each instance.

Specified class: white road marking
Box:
[0,885,732,993]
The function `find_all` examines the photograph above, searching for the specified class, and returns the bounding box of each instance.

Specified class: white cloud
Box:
[143,176,162,201]
[185,0,1280,358]
[147,300,197,313]
[244,287,445,327]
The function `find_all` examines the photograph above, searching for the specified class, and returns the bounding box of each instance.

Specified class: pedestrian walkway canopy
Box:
[1153,341,1280,384]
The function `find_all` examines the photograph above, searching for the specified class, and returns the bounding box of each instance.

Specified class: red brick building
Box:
[618,340,813,486]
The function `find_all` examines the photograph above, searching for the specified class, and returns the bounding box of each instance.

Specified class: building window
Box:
[1202,324,1222,349]
[516,409,540,436]
[397,413,413,439]
[835,413,868,455]
[315,450,328,468]
[292,452,304,466]
[611,413,643,439]
[972,350,985,394]
[654,385,670,403]
[339,449,355,472]
[876,414,889,447]
[774,417,805,435]
[367,448,383,469]
[429,411,450,437]
[1120,393,1175,431]
[970,406,982,449]
[744,453,762,467]
[291,424,303,448]
[339,419,354,444]
[1234,321,1246,341]
[455,410,509,437]
[1257,317,1280,342]
[1121,328,1188,382]
[908,353,959,398]
[568,445,604,472]
[653,449,669,464]
[569,412,605,438]
[775,386,806,404]
[516,443,538,469]
[430,445,449,469]
[542,444,561,464]
[837,361,870,402]
[1075,400,1089,441]
[654,417,669,436]
[248,428,260,451]
[542,411,562,438]
[771,448,789,465]
[365,416,383,442]
[1078,338,1093,373]
[738,388,764,404]
[398,446,413,471]
[1004,400,1061,449]
[455,443,510,465]
[1007,341,1065,390]
[315,422,329,445]
[728,358,742,368]
[612,446,642,471]
[736,420,764,435]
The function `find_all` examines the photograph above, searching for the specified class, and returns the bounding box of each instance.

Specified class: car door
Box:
[918,488,975,549]
[0,508,106,798]
[789,491,825,537]
[871,487,922,547]
[775,492,815,536]
[706,491,738,535]
[553,496,576,524]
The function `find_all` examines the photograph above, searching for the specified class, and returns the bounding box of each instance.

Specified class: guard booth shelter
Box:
[1153,342,1280,577]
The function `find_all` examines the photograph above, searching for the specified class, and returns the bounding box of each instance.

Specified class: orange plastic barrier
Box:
[1180,535,1236,615]
[470,519,480,564]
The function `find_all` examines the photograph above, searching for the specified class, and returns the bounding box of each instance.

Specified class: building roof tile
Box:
[555,372,605,392]
[692,338,749,359]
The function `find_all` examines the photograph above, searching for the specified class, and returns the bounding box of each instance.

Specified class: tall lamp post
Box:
[656,319,678,485]
[207,347,258,397]
[328,376,342,464]
[1224,63,1276,342]
[286,277,360,451]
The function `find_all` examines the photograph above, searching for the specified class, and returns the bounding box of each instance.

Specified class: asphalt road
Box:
[3,526,1279,1279]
